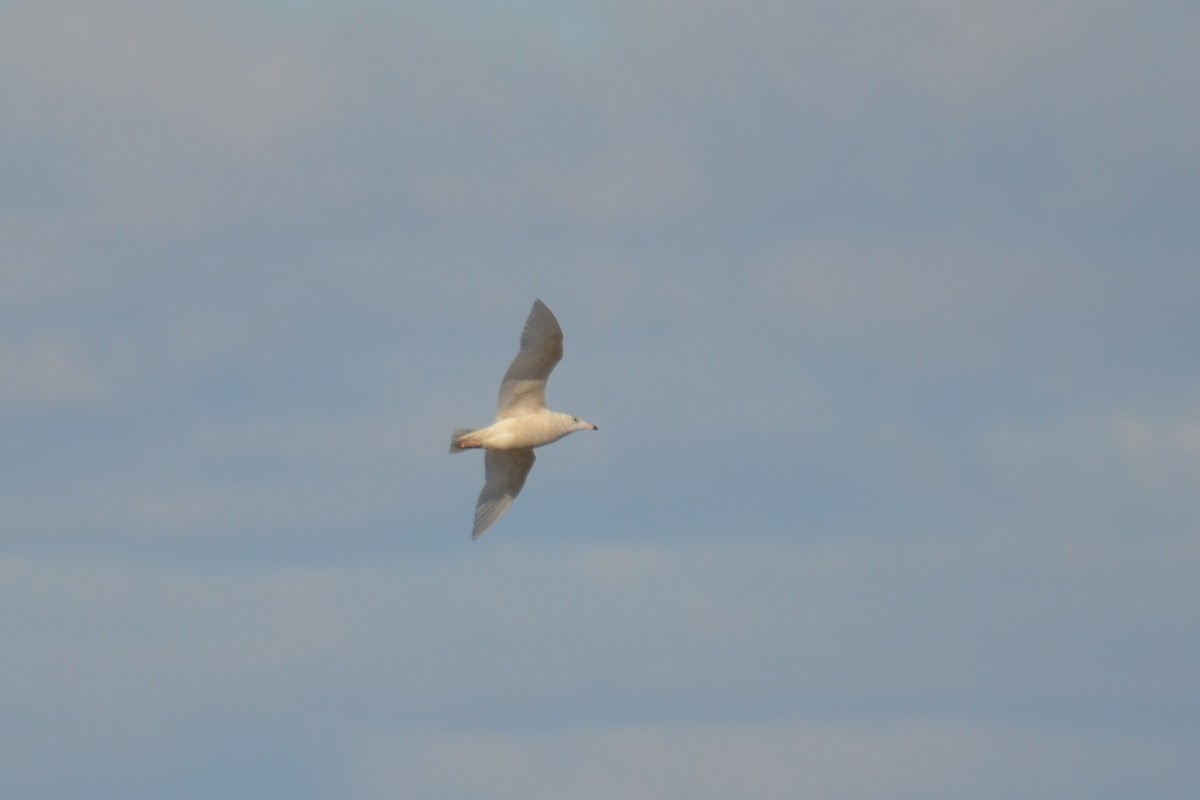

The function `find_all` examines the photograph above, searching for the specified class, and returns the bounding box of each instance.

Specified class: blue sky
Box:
[2,0,1199,797]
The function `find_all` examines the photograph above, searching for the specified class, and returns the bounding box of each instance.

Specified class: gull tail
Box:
[449,428,478,453]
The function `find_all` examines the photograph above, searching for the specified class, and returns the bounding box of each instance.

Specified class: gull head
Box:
[564,414,598,433]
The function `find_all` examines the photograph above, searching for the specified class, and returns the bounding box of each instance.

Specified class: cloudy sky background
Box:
[3,0,1199,797]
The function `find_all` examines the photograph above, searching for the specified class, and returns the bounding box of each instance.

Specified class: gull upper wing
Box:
[497,300,564,418]
[472,448,536,539]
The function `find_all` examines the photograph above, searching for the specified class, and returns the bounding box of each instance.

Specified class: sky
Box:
[2,0,1199,797]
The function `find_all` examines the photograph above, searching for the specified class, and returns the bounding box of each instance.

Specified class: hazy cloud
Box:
[2,1,1197,798]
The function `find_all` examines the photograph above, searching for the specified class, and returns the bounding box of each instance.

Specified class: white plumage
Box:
[450,300,598,539]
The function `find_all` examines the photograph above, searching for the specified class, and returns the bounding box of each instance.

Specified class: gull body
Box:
[450,300,597,539]
[452,412,592,452]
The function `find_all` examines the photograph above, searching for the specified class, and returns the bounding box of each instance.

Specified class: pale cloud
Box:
[412,124,705,228]
[3,524,1197,795]
[0,336,112,413]
[352,716,1192,800]
[982,403,1200,539]
[758,234,1074,360]
[1,0,328,237]
[1,0,326,150]
[4,0,1193,241]
[1108,409,1200,508]
[1112,410,1200,458]
[5,534,1194,721]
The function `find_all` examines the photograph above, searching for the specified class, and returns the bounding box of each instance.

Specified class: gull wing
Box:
[497,300,564,418]
[472,448,536,539]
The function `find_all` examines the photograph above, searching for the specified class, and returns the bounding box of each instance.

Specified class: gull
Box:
[450,299,598,539]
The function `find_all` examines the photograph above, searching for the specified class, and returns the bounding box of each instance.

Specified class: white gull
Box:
[450,299,598,539]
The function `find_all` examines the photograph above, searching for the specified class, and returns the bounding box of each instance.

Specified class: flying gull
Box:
[450,299,598,538]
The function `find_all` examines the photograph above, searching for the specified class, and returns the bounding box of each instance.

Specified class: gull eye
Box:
[572,417,579,423]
